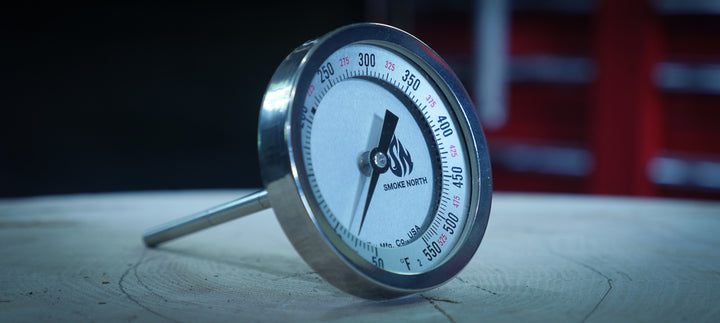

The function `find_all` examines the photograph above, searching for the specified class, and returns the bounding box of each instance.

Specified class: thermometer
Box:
[143,23,492,299]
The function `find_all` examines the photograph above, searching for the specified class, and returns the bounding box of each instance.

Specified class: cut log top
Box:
[1,190,719,322]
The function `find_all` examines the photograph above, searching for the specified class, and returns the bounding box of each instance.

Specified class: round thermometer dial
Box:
[258,23,491,298]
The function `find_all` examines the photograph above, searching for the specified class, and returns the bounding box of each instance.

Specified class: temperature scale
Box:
[143,23,492,299]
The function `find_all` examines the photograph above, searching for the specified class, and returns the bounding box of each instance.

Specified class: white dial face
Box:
[299,43,473,274]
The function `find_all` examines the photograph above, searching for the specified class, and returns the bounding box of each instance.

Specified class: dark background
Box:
[3,1,365,196]
[4,1,720,199]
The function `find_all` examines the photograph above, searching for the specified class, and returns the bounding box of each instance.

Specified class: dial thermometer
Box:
[143,23,492,299]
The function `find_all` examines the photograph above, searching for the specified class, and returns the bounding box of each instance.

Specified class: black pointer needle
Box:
[358,109,399,235]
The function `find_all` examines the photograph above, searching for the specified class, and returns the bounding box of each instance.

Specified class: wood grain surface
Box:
[1,190,719,322]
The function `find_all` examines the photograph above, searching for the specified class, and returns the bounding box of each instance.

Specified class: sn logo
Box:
[388,136,413,177]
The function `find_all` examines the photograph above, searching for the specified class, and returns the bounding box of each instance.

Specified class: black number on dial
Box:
[358,53,375,67]
[437,116,454,137]
[422,241,442,261]
[317,62,334,83]
[451,166,463,189]
[443,212,459,235]
[402,70,421,91]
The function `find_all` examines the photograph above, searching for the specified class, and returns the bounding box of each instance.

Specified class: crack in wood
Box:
[270,271,317,281]
[131,253,171,303]
[0,220,76,228]
[551,251,613,323]
[475,286,499,296]
[616,270,633,282]
[425,296,461,304]
[119,249,179,323]
[455,276,499,296]
[421,294,457,323]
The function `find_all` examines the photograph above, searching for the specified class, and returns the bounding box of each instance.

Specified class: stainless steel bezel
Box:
[258,23,492,298]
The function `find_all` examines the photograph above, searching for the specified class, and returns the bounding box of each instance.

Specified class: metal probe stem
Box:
[143,190,271,247]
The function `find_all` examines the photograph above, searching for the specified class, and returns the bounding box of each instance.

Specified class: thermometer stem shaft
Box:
[143,190,270,247]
